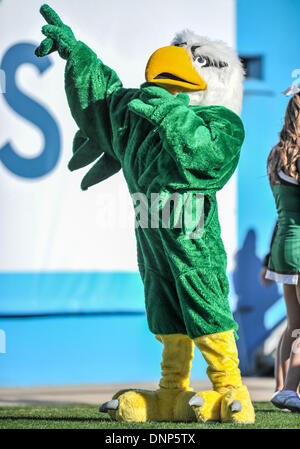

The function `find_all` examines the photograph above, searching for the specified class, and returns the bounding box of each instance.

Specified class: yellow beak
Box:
[145,45,207,93]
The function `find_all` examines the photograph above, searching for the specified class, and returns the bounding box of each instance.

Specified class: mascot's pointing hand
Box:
[36,4,122,191]
[35,4,76,59]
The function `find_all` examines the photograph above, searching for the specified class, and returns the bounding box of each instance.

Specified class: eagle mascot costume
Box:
[36,4,255,424]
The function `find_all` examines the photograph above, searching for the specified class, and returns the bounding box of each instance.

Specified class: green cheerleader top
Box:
[267,181,300,281]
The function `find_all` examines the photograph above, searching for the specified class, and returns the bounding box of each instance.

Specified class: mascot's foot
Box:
[220,386,255,423]
[189,386,255,424]
[100,388,196,422]
[189,390,222,423]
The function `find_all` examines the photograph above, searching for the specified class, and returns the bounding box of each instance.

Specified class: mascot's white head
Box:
[145,29,244,116]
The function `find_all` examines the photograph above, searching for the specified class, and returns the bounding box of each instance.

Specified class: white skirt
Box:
[265,268,299,285]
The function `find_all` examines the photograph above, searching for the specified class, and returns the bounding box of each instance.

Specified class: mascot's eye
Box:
[196,56,211,67]
[196,55,228,69]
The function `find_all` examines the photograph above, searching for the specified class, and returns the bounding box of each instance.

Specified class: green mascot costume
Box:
[36,4,255,423]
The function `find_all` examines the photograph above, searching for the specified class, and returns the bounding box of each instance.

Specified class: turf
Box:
[0,402,299,429]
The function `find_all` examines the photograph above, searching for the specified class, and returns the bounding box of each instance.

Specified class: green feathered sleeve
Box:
[129,85,245,192]
[65,41,123,189]
[163,104,244,191]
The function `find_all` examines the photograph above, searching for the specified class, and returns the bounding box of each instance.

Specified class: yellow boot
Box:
[100,334,196,422]
[189,330,255,424]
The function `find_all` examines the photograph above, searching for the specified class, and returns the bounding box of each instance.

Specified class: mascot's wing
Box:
[69,130,121,190]
[35,5,124,190]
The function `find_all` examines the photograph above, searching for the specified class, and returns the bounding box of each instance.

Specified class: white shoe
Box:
[271,390,300,412]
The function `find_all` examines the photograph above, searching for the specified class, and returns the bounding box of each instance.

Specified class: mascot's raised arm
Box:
[36,4,255,424]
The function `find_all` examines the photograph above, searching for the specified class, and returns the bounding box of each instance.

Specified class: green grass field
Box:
[0,402,299,429]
